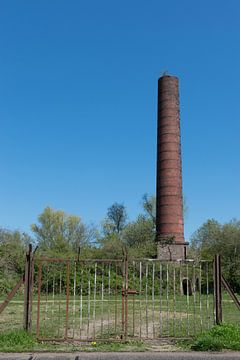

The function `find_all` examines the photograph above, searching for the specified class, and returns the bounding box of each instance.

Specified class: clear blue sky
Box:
[1,0,240,240]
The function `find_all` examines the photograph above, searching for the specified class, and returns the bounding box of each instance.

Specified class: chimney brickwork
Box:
[156,75,187,260]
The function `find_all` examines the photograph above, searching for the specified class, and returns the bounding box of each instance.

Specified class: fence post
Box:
[214,254,222,325]
[23,244,33,331]
[124,253,128,340]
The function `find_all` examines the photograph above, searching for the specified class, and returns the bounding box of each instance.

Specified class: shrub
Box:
[191,324,240,351]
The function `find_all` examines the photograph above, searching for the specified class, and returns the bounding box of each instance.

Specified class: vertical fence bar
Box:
[179,261,182,334]
[79,267,83,339]
[93,263,97,339]
[132,261,135,337]
[87,267,91,340]
[193,263,196,335]
[72,261,77,339]
[44,265,49,336]
[36,261,42,338]
[23,244,33,331]
[65,260,70,339]
[101,263,104,337]
[206,262,210,329]
[199,262,203,331]
[124,256,128,340]
[186,263,190,336]
[58,270,62,338]
[115,263,118,334]
[122,262,125,333]
[152,262,155,338]
[159,262,162,337]
[214,255,222,325]
[166,263,169,336]
[173,263,176,336]
[108,263,111,335]
[139,261,142,339]
[145,262,149,338]
[52,272,55,333]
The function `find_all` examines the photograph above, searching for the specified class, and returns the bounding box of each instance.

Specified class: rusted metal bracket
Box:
[122,289,138,295]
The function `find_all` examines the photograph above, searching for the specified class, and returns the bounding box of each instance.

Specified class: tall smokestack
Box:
[156,75,187,260]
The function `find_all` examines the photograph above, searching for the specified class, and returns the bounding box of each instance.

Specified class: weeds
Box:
[190,324,240,351]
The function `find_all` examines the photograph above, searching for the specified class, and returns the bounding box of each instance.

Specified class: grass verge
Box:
[178,324,240,351]
[0,330,147,352]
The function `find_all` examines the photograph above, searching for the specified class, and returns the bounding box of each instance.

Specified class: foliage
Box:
[0,229,31,293]
[142,194,156,224]
[190,324,240,351]
[190,218,240,291]
[123,215,155,248]
[0,330,36,352]
[96,233,125,259]
[31,207,95,258]
[102,202,127,235]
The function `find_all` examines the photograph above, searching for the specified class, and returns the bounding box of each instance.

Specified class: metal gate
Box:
[35,258,127,341]
[34,257,215,341]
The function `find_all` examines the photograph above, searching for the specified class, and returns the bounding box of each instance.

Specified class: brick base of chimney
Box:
[157,241,188,261]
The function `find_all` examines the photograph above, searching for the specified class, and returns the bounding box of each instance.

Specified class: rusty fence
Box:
[1,252,240,341]
[33,257,215,341]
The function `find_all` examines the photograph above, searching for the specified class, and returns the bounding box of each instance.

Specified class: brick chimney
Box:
[156,75,188,260]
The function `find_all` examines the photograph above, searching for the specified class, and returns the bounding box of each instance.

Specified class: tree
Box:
[123,215,156,258]
[31,207,94,257]
[102,202,127,235]
[190,218,240,292]
[123,215,155,247]
[0,228,32,293]
[142,194,156,224]
[190,219,222,259]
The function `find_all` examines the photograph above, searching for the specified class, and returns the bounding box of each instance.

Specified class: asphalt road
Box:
[1,353,240,360]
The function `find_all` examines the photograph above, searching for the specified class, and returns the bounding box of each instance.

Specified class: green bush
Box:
[191,324,240,351]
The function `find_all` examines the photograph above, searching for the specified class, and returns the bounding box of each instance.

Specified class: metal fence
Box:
[1,251,240,341]
[33,257,215,341]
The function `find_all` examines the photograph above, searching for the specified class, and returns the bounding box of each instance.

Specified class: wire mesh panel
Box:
[35,259,124,341]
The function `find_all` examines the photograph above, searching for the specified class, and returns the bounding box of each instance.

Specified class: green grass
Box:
[180,324,240,351]
[2,326,240,352]
[0,330,147,352]
[0,330,36,352]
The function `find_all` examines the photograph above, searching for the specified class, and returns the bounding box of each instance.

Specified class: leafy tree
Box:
[142,194,156,224]
[0,228,32,293]
[102,202,127,235]
[190,219,240,292]
[31,207,94,257]
[95,233,124,259]
[190,219,222,259]
[123,215,154,246]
